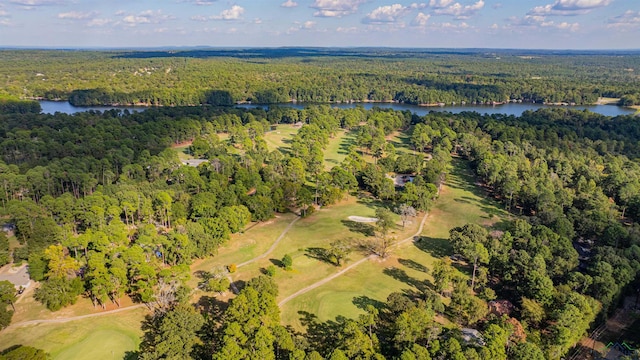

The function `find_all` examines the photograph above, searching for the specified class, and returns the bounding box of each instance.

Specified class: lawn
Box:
[324,130,356,170]
[279,158,510,331]
[0,307,147,360]
[263,124,299,153]
[172,143,193,162]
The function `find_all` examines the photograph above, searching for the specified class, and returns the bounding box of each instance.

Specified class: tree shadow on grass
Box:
[352,295,385,311]
[341,220,375,236]
[383,266,425,292]
[398,258,429,273]
[270,258,284,268]
[305,247,337,266]
[414,236,452,258]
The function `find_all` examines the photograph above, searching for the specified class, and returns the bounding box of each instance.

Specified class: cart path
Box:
[6,304,147,329]
[5,216,301,329]
[278,211,429,307]
[237,216,301,268]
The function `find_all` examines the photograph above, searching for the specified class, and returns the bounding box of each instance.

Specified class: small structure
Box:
[0,264,31,292]
[390,174,415,187]
[461,328,486,346]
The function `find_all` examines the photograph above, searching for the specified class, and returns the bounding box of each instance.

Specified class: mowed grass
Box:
[263,125,299,152]
[324,130,356,170]
[280,158,510,331]
[225,196,415,297]
[172,143,193,162]
[0,307,147,360]
[189,213,298,288]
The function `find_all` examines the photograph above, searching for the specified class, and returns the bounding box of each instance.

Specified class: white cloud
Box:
[191,5,245,21]
[58,11,98,20]
[181,0,217,5]
[553,0,611,10]
[281,0,298,8]
[438,21,469,28]
[213,5,244,20]
[433,0,484,19]
[528,0,612,16]
[363,3,427,24]
[412,12,431,26]
[553,21,579,30]
[9,0,67,6]
[121,10,175,26]
[336,26,358,32]
[287,20,318,33]
[607,10,640,28]
[506,14,579,31]
[0,10,9,17]
[253,18,263,24]
[364,4,408,24]
[311,0,368,17]
[191,15,209,21]
[87,18,112,27]
[428,0,453,8]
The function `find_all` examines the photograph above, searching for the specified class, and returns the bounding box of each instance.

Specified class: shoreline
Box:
[36,98,638,113]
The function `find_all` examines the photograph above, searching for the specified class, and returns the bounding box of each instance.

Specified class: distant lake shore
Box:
[38,100,637,118]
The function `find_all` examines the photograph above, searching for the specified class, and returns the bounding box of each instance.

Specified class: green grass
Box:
[280,157,510,331]
[172,143,193,162]
[324,130,356,170]
[0,307,147,359]
[263,125,299,153]
[386,127,415,157]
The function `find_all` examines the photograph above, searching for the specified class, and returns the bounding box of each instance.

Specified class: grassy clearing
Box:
[203,195,423,306]
[263,125,299,153]
[386,127,415,156]
[0,307,147,360]
[226,196,412,298]
[189,213,298,287]
[280,158,509,331]
[324,130,356,170]
[172,143,193,162]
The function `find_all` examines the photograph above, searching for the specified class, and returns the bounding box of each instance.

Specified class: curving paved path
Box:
[278,211,430,307]
[237,216,300,268]
[6,304,147,329]
[5,216,301,329]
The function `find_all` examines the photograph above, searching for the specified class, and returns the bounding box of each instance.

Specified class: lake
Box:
[39,100,637,117]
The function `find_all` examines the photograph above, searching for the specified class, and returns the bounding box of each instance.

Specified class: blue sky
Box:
[0,0,638,49]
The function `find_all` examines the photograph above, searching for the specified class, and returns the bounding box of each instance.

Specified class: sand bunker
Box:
[348,216,378,223]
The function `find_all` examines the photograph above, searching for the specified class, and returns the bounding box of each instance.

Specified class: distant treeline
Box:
[1,49,639,107]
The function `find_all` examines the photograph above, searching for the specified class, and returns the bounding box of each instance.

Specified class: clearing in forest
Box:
[279,158,509,331]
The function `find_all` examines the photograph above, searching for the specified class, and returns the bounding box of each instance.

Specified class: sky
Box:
[0,0,639,49]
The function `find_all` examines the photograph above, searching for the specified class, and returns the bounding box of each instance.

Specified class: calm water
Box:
[39,101,143,114]
[39,100,636,117]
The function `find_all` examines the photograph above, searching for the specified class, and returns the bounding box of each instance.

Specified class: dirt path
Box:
[6,216,301,328]
[6,304,147,329]
[278,211,429,307]
[237,216,300,268]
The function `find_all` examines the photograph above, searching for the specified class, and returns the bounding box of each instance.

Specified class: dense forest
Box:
[0,96,639,359]
[1,49,640,107]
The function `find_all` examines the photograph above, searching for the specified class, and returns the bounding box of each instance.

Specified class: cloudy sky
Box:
[0,0,638,49]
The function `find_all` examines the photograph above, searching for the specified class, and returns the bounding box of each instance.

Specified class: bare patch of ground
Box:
[347,216,378,223]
